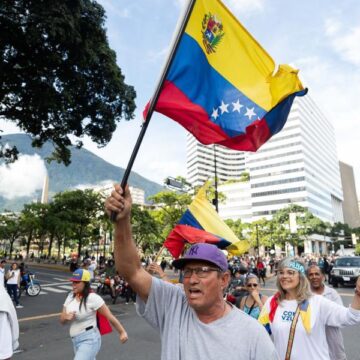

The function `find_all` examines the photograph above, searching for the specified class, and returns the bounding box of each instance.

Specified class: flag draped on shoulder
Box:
[143,0,307,151]
[164,182,250,258]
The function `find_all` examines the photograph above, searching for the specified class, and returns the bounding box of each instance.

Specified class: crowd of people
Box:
[1,184,359,359]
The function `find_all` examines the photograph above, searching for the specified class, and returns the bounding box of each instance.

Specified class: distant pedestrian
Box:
[6,263,23,308]
[0,260,6,287]
[160,257,167,272]
[60,269,128,359]
[307,264,347,360]
[239,274,268,320]
[69,257,79,273]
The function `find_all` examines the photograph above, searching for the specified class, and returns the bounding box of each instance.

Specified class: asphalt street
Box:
[10,265,360,360]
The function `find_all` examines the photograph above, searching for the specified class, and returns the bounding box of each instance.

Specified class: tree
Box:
[19,203,48,257]
[131,205,160,253]
[0,212,22,259]
[53,189,104,256]
[148,191,192,240]
[0,0,136,165]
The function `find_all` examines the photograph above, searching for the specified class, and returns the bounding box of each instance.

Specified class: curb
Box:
[25,262,69,272]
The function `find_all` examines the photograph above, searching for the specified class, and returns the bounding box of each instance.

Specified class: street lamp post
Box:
[213,145,219,213]
[256,224,260,257]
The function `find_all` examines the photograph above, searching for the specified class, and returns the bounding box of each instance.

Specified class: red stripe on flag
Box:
[144,81,230,144]
[218,118,271,151]
[164,224,223,258]
[143,80,272,151]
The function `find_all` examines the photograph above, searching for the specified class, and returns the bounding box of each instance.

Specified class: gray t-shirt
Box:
[136,277,279,360]
[322,285,347,360]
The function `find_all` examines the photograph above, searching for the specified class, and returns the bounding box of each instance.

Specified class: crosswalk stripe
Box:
[39,291,48,295]
[44,287,67,293]
[42,282,70,287]
[54,277,70,282]
[58,285,73,290]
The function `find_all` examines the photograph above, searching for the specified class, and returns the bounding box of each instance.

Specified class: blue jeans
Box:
[7,284,19,306]
[72,328,101,360]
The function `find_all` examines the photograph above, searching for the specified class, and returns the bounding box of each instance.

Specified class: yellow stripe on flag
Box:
[185,0,304,110]
[188,182,249,255]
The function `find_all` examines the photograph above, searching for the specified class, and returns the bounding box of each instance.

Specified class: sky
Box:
[1,0,360,199]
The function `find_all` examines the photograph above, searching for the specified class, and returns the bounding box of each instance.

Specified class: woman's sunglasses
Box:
[246,283,258,288]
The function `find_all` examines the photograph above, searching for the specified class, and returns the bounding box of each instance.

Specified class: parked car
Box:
[330,256,360,288]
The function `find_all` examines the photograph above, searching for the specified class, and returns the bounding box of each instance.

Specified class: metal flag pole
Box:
[110,0,197,221]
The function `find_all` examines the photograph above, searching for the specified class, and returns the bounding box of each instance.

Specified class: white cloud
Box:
[146,47,170,63]
[324,18,360,66]
[0,154,47,199]
[324,18,341,36]
[98,0,131,18]
[223,0,265,16]
[173,0,265,19]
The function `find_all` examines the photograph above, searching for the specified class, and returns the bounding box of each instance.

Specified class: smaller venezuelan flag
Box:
[144,0,307,151]
[164,182,250,258]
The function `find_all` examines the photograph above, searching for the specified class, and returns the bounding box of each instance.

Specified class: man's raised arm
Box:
[105,184,152,302]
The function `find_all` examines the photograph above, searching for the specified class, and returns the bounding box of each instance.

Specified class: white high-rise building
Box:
[186,94,344,225]
[248,95,343,223]
[186,134,247,187]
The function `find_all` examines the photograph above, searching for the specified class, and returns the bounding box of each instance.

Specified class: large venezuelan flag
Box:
[144,0,307,151]
[164,182,250,258]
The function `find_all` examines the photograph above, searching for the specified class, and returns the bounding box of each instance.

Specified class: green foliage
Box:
[0,212,22,258]
[131,205,160,253]
[148,190,192,240]
[0,0,136,165]
[355,243,360,256]
[52,189,105,255]
[224,219,247,240]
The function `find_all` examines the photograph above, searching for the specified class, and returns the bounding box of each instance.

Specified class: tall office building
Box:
[187,94,344,225]
[248,95,343,224]
[186,134,247,187]
[339,161,360,228]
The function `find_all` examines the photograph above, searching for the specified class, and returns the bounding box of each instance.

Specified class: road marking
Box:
[44,287,67,293]
[54,277,70,281]
[19,313,61,322]
[58,285,73,290]
[42,282,70,287]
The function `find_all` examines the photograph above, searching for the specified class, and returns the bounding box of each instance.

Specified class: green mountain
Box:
[0,134,164,211]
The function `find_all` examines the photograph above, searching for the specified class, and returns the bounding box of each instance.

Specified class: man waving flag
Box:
[144,0,307,151]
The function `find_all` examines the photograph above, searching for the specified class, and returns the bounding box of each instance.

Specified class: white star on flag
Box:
[211,107,219,120]
[232,99,244,113]
[219,101,229,114]
[245,107,256,120]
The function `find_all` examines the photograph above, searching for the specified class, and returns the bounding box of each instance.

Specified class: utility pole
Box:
[256,224,260,257]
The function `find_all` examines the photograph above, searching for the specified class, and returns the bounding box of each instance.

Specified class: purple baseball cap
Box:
[172,243,228,271]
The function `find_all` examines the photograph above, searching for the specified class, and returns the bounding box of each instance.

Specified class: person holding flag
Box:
[105,184,279,360]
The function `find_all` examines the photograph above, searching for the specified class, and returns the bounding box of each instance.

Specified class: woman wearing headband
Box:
[239,274,268,320]
[259,257,360,360]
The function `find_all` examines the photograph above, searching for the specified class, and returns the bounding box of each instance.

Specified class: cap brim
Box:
[69,278,81,282]
[172,258,219,270]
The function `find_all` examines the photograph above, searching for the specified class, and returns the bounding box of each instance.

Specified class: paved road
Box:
[11,265,360,359]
